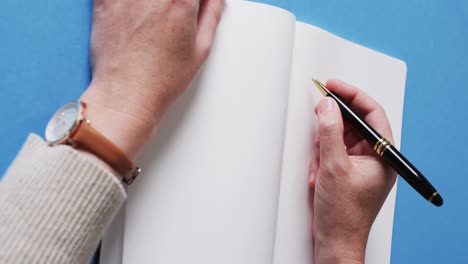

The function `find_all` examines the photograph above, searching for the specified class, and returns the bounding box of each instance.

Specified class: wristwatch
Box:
[45,101,140,184]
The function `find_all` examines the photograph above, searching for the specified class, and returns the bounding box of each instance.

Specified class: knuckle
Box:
[209,6,222,24]
[198,39,213,59]
[376,103,386,115]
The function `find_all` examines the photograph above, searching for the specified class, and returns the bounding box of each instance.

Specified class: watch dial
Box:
[45,102,80,143]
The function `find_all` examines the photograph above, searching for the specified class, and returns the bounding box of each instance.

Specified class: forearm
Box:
[0,134,126,264]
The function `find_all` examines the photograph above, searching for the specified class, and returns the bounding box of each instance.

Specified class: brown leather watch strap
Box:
[71,119,140,184]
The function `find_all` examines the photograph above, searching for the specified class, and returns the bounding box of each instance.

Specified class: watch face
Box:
[45,102,81,144]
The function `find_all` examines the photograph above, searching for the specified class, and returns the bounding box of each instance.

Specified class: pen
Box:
[312,79,443,207]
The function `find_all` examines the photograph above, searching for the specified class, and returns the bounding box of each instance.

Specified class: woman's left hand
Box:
[81,0,224,158]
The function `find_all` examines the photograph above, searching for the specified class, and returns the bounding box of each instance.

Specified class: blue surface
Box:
[0,1,466,263]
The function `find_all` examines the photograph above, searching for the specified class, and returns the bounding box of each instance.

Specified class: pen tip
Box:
[431,194,443,207]
[312,79,329,96]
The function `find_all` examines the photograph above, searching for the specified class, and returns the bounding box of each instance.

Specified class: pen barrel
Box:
[328,92,440,204]
[381,145,438,200]
[329,92,382,146]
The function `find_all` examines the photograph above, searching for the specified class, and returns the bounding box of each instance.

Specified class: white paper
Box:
[273,23,407,264]
[118,1,296,264]
[101,3,407,264]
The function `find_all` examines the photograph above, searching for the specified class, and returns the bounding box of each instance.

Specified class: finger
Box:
[196,0,224,60]
[316,97,388,145]
[316,97,349,169]
[308,138,319,215]
[316,103,375,141]
[325,79,394,142]
[309,137,320,188]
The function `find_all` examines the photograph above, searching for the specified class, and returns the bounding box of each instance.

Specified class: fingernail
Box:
[318,97,335,114]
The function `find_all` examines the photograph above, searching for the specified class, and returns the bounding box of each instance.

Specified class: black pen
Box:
[312,79,443,207]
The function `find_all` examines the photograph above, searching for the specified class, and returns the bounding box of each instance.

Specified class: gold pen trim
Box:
[428,192,439,202]
[312,79,330,96]
[374,138,384,151]
[374,137,392,156]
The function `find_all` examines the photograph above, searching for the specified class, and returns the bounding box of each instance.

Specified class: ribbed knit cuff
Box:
[0,134,127,264]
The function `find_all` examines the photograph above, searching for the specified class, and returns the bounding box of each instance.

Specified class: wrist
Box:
[314,233,367,264]
[80,81,160,159]
[80,102,153,160]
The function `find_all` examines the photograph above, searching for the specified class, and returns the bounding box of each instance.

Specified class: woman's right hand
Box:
[309,80,397,264]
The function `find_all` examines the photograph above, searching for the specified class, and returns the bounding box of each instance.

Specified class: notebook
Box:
[100,1,406,263]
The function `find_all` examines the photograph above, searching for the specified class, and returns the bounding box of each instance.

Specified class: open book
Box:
[100,1,406,263]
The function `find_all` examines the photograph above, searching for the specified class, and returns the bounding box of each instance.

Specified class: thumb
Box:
[316,97,348,167]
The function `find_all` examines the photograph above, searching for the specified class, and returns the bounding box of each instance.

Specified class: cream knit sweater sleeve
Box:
[0,134,127,264]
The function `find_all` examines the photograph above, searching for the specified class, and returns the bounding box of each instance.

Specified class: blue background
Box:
[0,0,466,263]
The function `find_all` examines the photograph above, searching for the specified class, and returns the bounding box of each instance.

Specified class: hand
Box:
[309,80,397,264]
[80,0,224,158]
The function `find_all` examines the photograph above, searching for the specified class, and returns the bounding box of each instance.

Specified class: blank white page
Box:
[118,1,296,264]
[273,22,406,264]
